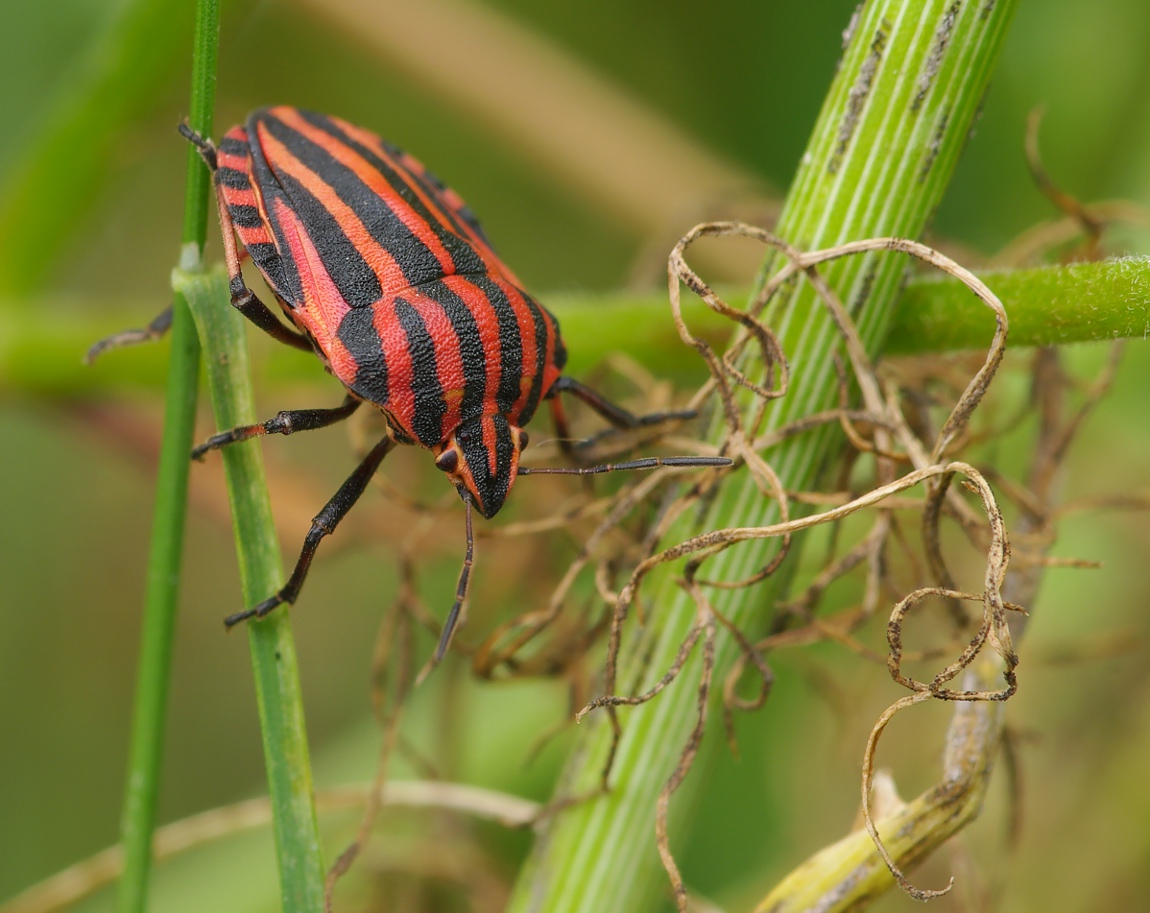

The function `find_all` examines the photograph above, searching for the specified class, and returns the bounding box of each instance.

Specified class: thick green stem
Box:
[887,257,1150,351]
[114,2,216,911]
[506,4,1020,912]
[177,267,325,913]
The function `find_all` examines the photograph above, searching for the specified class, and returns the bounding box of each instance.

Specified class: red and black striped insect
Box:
[179,106,727,666]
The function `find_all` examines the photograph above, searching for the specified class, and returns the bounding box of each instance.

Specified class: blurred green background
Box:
[2,1,1149,911]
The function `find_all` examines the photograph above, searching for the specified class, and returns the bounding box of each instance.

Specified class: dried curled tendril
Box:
[344,216,1115,909]
[351,221,1021,908]
[574,222,1021,909]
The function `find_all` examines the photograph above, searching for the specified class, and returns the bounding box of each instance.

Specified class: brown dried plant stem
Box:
[1,782,539,913]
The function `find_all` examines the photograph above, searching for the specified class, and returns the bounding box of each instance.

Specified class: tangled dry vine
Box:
[368,221,1027,908]
[386,220,1025,901]
[585,222,1021,906]
[339,211,1123,908]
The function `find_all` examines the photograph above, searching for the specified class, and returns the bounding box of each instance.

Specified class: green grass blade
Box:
[115,291,203,913]
[506,3,1020,911]
[176,266,325,913]
[114,1,217,911]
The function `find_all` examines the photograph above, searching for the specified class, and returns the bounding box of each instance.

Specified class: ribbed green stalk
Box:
[114,2,216,911]
[176,267,325,913]
[506,3,1020,912]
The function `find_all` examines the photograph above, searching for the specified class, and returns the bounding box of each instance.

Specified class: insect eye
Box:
[456,428,473,445]
[435,449,459,473]
[515,429,529,450]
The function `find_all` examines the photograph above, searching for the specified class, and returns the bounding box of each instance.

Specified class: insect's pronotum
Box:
[179,106,728,668]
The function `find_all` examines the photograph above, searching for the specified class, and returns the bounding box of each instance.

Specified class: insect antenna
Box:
[518,456,731,476]
[418,490,475,683]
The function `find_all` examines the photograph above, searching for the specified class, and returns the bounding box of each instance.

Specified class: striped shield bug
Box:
[176,106,729,668]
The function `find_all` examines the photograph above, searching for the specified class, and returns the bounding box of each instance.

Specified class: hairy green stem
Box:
[5,258,1146,400]
[177,267,325,913]
[888,256,1150,351]
[506,3,1020,911]
[114,2,216,911]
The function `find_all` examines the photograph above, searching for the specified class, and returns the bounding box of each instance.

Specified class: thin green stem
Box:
[176,266,325,913]
[506,3,1020,911]
[115,1,217,911]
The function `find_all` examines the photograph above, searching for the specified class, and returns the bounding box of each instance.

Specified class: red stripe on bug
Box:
[217,130,251,170]
[222,186,259,208]
[336,119,506,278]
[543,310,561,385]
[372,300,414,428]
[481,413,498,478]
[444,276,504,402]
[407,289,469,440]
[500,281,544,419]
[255,122,412,301]
[235,223,275,248]
[275,108,460,283]
[270,198,358,385]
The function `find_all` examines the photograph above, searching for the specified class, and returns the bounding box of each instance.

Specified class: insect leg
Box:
[179,123,313,353]
[548,375,699,458]
[224,435,397,627]
[85,306,174,364]
[192,395,360,460]
[549,375,640,431]
[179,123,219,170]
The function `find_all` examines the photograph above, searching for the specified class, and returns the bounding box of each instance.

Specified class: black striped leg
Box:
[178,123,313,353]
[191,395,360,460]
[85,305,175,364]
[227,275,315,352]
[547,375,699,460]
[224,436,397,627]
